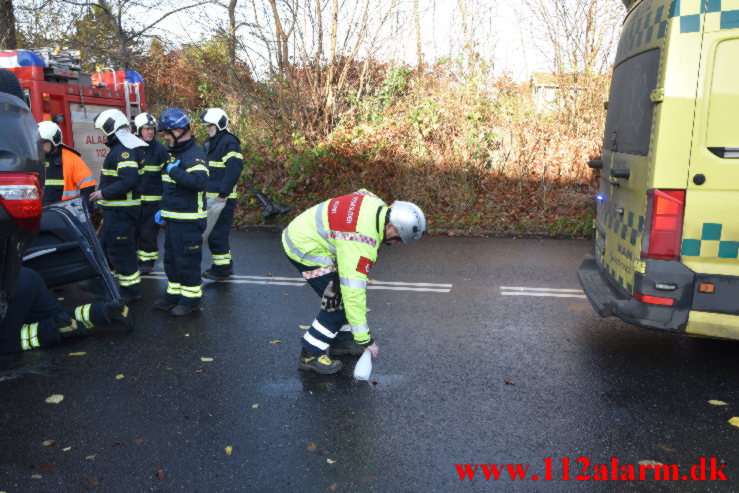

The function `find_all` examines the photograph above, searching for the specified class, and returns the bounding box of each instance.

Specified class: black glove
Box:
[320,277,343,312]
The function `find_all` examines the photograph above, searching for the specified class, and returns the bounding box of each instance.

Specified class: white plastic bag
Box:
[353,350,372,380]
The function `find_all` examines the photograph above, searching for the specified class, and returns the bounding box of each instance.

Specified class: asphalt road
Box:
[1,232,738,492]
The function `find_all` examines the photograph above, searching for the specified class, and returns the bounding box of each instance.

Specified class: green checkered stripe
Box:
[597,202,645,293]
[682,223,739,258]
[598,202,645,247]
[617,0,739,61]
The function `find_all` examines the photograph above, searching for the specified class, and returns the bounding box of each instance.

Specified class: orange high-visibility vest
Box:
[60,146,96,200]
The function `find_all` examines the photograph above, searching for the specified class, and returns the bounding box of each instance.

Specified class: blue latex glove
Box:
[154,210,164,225]
[166,160,180,174]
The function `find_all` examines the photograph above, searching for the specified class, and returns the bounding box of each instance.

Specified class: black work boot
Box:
[329,332,364,356]
[103,300,135,332]
[170,303,201,317]
[298,348,342,374]
[153,298,178,311]
[201,269,232,281]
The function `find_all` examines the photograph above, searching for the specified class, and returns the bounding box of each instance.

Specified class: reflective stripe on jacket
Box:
[99,138,145,208]
[204,130,243,199]
[161,138,209,221]
[282,189,388,344]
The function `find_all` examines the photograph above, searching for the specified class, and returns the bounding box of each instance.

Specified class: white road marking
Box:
[500,286,587,299]
[500,286,584,293]
[501,292,587,299]
[142,274,451,293]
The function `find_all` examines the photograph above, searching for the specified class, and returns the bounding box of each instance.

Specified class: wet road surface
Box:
[1,232,738,492]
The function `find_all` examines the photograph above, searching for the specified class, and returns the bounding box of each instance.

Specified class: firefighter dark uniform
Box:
[99,136,144,300]
[203,129,243,276]
[43,145,96,205]
[161,138,209,308]
[136,138,169,269]
[0,267,132,353]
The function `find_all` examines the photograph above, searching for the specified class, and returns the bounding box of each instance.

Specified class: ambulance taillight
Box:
[640,189,686,261]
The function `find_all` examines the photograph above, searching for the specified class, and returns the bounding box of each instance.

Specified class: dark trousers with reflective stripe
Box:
[289,258,349,356]
[102,207,141,298]
[0,268,62,353]
[164,219,205,307]
[137,202,161,264]
[207,198,236,274]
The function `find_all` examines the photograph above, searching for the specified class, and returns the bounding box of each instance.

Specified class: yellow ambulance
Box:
[579,0,739,340]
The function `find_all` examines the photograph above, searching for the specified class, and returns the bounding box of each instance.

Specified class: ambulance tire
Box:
[0,69,25,100]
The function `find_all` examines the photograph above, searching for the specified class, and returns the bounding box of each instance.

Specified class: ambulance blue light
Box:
[596,194,605,202]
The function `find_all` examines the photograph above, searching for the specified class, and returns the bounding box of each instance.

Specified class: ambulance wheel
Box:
[0,69,24,100]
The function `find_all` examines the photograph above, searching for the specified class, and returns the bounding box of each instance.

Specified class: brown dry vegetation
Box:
[140,50,606,237]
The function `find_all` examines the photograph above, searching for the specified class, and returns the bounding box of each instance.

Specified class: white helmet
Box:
[38,121,62,147]
[93,109,130,136]
[389,201,426,244]
[133,112,157,135]
[200,108,228,131]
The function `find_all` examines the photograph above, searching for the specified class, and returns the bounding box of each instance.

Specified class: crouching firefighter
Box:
[200,108,244,281]
[282,190,426,374]
[38,121,96,205]
[153,108,209,317]
[133,112,170,274]
[0,267,133,354]
[89,109,147,304]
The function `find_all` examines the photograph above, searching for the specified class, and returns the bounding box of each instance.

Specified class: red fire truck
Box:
[0,48,147,179]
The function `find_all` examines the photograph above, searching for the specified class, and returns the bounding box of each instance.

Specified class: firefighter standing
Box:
[133,112,169,274]
[283,189,426,374]
[153,108,209,317]
[38,121,96,205]
[89,109,147,304]
[200,108,244,281]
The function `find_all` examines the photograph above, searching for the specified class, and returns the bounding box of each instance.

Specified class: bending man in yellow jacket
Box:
[282,189,426,374]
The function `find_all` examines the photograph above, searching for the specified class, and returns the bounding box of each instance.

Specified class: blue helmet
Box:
[158,108,191,131]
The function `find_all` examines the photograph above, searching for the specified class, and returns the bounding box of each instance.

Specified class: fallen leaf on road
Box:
[267,273,274,277]
[45,394,64,404]
[366,307,371,312]
[85,455,96,461]
[132,438,144,444]
[659,444,676,452]
[327,458,336,464]
[155,469,166,480]
[86,476,100,485]
[269,340,282,344]
[225,446,233,456]
[729,417,739,427]
[31,474,42,480]
[68,352,86,356]
[251,403,259,409]
[329,483,338,491]
[63,446,71,451]
[185,333,190,337]
[115,374,124,380]
[166,368,173,371]
[638,460,663,466]
[299,325,310,330]
[42,440,55,447]
[307,442,317,452]
[201,357,214,362]
[505,380,516,385]
[709,400,728,406]
[195,369,204,373]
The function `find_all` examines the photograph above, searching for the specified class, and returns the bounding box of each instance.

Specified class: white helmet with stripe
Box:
[389,201,426,244]
[38,121,62,147]
[133,112,157,135]
[200,107,228,131]
[93,108,130,136]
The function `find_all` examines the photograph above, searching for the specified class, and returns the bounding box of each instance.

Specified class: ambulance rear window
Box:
[603,48,661,156]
